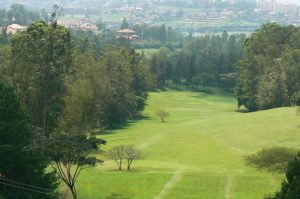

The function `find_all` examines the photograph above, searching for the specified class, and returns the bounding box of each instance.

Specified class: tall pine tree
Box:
[0,82,58,199]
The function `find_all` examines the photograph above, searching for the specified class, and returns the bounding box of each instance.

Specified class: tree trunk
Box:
[127,159,132,171]
[42,61,48,137]
[119,160,122,171]
[70,186,77,199]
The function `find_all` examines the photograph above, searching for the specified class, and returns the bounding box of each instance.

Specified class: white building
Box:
[6,24,25,35]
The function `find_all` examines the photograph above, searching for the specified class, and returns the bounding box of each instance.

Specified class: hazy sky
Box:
[276,0,300,5]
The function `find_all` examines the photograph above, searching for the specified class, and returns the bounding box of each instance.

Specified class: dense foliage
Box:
[60,44,152,132]
[149,32,245,90]
[10,21,72,137]
[0,20,152,135]
[236,23,300,111]
[266,153,300,199]
[132,24,182,44]
[36,134,106,199]
[0,82,58,199]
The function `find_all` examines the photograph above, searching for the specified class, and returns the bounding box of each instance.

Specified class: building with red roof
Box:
[116,29,138,40]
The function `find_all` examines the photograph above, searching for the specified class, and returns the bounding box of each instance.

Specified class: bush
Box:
[155,109,170,123]
[245,147,298,173]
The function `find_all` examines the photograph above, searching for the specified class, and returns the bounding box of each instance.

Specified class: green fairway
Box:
[136,49,161,58]
[76,91,300,199]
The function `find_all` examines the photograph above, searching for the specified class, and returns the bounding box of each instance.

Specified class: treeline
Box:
[148,23,300,112]
[0,21,153,135]
[236,23,300,111]
[62,44,152,132]
[132,24,182,44]
[149,32,246,90]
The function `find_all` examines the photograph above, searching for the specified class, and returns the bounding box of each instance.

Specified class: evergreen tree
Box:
[121,17,129,29]
[159,24,167,44]
[266,153,300,199]
[10,21,72,137]
[171,33,245,90]
[0,82,58,199]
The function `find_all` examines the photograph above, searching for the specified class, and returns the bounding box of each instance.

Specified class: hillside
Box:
[75,90,300,199]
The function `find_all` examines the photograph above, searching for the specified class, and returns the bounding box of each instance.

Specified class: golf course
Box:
[75,90,300,199]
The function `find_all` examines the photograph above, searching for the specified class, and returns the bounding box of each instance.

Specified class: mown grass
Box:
[136,49,161,58]
[75,90,299,199]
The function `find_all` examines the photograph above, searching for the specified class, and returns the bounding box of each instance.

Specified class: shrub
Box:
[245,147,298,173]
[155,109,170,123]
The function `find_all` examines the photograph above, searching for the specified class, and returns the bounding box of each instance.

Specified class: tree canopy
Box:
[60,45,152,132]
[149,32,245,90]
[236,23,300,111]
[36,134,106,199]
[0,82,58,199]
[10,21,72,137]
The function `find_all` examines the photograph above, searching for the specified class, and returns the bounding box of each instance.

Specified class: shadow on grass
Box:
[150,87,168,92]
[93,114,152,136]
[235,109,250,113]
[166,84,235,96]
[102,168,145,173]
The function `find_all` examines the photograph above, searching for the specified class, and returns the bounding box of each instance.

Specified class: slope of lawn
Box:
[76,90,300,199]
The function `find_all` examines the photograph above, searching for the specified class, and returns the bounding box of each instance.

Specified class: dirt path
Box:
[138,134,164,149]
[153,169,183,199]
[225,176,235,199]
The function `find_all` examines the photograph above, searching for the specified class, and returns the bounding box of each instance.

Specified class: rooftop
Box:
[116,29,136,33]
[8,24,25,30]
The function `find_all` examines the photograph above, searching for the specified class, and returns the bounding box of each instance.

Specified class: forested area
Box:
[0,15,152,198]
[1,21,153,133]
[148,32,246,90]
[132,24,183,49]
[236,23,300,111]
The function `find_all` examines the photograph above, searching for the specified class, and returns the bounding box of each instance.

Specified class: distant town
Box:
[0,0,299,35]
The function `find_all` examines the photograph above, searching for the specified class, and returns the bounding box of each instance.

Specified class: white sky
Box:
[276,0,300,5]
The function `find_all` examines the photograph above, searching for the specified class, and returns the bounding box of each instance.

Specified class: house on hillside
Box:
[116,29,138,40]
[6,24,25,35]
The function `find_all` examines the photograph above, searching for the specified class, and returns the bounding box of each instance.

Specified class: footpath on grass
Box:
[153,169,184,199]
